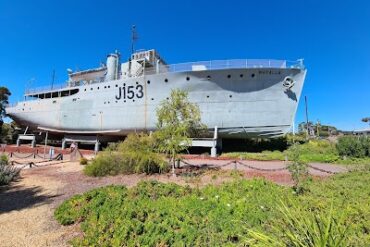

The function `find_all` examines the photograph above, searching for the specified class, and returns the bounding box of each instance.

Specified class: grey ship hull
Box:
[7,67,306,138]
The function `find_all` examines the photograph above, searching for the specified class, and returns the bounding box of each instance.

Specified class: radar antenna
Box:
[131,25,138,55]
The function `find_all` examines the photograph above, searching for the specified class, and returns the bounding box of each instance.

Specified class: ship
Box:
[6,49,306,141]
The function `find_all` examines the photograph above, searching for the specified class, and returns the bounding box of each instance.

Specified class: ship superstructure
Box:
[6,49,306,139]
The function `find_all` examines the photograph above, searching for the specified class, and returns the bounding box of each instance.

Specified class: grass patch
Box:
[222,139,370,165]
[55,171,370,246]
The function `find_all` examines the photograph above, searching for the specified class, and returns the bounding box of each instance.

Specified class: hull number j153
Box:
[115,83,144,100]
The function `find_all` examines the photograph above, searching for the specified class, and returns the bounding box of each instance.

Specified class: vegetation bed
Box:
[222,139,370,165]
[55,171,370,246]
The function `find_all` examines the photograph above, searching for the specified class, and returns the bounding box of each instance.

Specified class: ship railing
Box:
[144,59,304,75]
[24,83,68,95]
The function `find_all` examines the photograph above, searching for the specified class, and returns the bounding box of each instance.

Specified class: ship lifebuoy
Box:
[283,76,295,89]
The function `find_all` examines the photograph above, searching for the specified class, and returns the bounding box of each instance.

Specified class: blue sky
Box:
[0,0,369,130]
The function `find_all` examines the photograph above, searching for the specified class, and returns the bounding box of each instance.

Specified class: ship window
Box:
[60,89,79,97]
[251,73,255,78]
[240,74,243,78]
[90,88,93,90]
[207,75,211,80]
[97,87,100,90]
[108,86,111,88]
[207,95,210,98]
[229,95,233,98]
[52,92,58,98]
[115,84,118,87]
[136,81,139,85]
[53,100,57,103]
[151,98,154,100]
[104,86,107,89]
[186,77,190,81]
[84,89,87,91]
[164,78,168,83]
[147,80,150,84]
[227,74,231,78]
[45,93,52,99]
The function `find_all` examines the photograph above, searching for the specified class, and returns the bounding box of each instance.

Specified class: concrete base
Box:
[62,135,101,153]
[16,134,36,147]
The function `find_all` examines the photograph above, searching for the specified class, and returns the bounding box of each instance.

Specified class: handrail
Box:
[25,83,68,95]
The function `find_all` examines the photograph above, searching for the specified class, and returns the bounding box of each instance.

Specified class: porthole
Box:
[186,77,190,81]
[104,86,107,89]
[136,81,139,85]
[227,74,231,78]
[207,95,210,98]
[115,84,118,87]
[147,80,150,84]
[133,99,135,102]
[240,74,243,78]
[124,100,126,103]
[151,98,154,100]
[97,87,100,89]
[108,86,110,88]
[229,95,232,98]
[251,73,255,78]
[166,97,169,100]
[207,75,211,80]
[84,89,87,91]
[90,88,93,90]
[164,78,168,83]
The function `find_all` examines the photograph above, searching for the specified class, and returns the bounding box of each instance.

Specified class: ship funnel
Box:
[106,53,119,81]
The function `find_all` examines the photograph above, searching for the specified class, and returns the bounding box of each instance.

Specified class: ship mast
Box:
[131,25,138,55]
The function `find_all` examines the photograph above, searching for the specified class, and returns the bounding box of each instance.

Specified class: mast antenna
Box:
[51,69,55,90]
[131,25,138,55]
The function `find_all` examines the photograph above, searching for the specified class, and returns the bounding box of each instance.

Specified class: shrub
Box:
[84,133,168,177]
[247,201,349,247]
[0,154,20,185]
[287,144,309,194]
[336,136,370,158]
[79,157,88,165]
[287,139,339,163]
[55,172,370,246]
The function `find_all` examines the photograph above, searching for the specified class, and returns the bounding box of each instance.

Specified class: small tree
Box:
[0,87,11,131]
[287,144,309,194]
[155,89,204,176]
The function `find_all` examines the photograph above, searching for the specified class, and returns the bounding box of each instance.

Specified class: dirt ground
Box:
[0,158,347,247]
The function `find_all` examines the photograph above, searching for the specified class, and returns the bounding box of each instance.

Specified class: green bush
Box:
[287,139,340,163]
[55,179,289,246]
[79,157,88,165]
[55,172,370,246]
[336,136,370,158]
[84,133,168,177]
[0,154,20,185]
[248,201,349,247]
